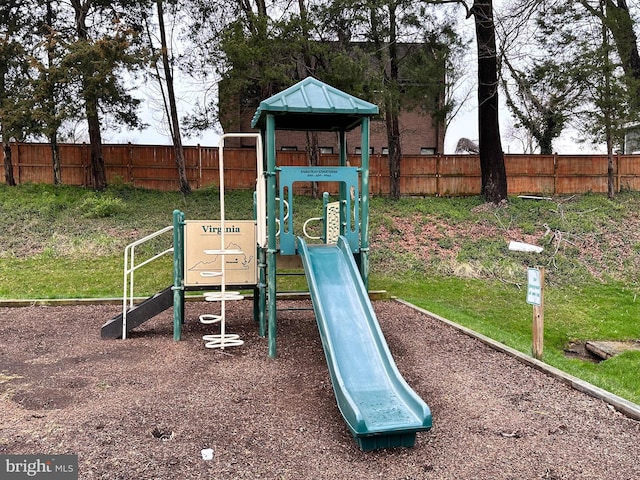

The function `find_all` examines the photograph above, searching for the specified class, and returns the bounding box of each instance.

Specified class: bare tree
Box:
[467,1,507,202]
[428,0,507,202]
[152,0,190,194]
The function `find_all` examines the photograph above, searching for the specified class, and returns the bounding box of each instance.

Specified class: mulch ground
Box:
[1,300,639,479]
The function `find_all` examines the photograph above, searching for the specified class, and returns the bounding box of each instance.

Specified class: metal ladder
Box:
[198,134,262,349]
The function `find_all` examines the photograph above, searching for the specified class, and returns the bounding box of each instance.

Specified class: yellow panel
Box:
[325,201,341,244]
[184,220,257,287]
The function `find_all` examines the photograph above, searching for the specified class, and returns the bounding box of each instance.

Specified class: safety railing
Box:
[122,226,174,339]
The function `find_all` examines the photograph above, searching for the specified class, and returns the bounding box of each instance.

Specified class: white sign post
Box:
[527,267,545,360]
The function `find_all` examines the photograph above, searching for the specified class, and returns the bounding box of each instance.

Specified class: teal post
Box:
[257,246,266,337]
[172,209,185,341]
[338,131,347,237]
[266,114,278,358]
[339,130,347,166]
[360,118,370,289]
[322,192,329,242]
[253,188,266,337]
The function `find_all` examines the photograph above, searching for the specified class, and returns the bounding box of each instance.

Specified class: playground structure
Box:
[101,78,431,450]
[100,134,263,350]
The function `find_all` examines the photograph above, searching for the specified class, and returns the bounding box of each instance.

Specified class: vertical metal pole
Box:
[252,133,267,338]
[266,114,278,358]
[339,130,347,167]
[252,191,260,329]
[258,246,267,337]
[360,117,370,289]
[322,192,329,242]
[338,131,347,236]
[217,137,229,348]
[173,209,185,341]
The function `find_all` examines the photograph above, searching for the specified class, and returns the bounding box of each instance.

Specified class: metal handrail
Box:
[122,225,174,339]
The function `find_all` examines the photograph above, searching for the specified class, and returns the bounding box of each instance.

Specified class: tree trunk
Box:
[386,3,402,200]
[0,26,15,186]
[386,109,402,199]
[472,0,507,203]
[47,1,62,186]
[86,95,106,191]
[2,140,16,186]
[604,0,640,102]
[307,131,320,199]
[157,0,190,194]
[51,137,62,185]
[607,141,615,199]
[73,0,106,191]
[603,2,616,199]
[539,113,559,155]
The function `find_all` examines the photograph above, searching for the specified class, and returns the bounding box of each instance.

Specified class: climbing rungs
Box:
[203,292,245,301]
[199,314,223,324]
[202,334,244,349]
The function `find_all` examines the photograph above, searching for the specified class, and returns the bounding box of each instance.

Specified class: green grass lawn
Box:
[1,183,639,404]
[377,274,640,404]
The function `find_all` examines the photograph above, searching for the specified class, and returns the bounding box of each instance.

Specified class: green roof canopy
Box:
[250,77,379,132]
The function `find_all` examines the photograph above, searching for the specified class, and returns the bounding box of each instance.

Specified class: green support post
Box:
[250,77,378,358]
[172,209,185,341]
[266,114,278,358]
[258,245,267,337]
[360,117,370,290]
[339,131,347,237]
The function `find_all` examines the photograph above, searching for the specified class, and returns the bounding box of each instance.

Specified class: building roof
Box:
[250,77,379,132]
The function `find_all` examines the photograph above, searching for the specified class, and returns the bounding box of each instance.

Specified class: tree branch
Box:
[422,1,471,19]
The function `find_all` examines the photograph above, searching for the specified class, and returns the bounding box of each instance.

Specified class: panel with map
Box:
[184,220,257,286]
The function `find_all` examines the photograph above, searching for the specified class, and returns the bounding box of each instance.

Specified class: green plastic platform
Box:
[298,236,432,450]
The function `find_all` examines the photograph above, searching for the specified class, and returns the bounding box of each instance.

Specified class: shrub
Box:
[78,195,126,218]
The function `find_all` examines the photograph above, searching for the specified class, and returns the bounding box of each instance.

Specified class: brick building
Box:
[219,44,446,156]
[221,91,444,156]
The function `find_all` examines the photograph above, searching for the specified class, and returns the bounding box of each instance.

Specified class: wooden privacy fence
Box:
[3,142,640,196]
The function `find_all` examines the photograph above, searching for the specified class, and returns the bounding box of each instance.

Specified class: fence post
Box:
[553,152,558,195]
[616,151,621,193]
[15,142,20,184]
[197,144,202,189]
[436,154,441,196]
[127,142,132,185]
[82,142,89,187]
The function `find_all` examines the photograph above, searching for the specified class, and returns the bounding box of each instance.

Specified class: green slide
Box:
[297,236,432,451]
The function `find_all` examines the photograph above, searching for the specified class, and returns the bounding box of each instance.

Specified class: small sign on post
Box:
[526,268,542,306]
[527,267,545,360]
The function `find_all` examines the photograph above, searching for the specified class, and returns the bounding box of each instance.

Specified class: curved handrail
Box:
[275,197,289,237]
[302,217,323,240]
